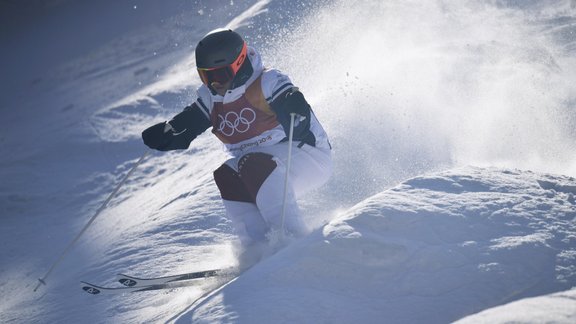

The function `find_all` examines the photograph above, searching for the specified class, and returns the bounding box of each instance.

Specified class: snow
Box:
[454,289,576,323]
[181,167,576,323]
[1,0,575,323]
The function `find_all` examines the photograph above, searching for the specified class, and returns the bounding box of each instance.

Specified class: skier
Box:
[142,29,332,251]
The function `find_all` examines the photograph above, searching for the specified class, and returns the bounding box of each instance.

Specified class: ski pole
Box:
[280,113,296,237]
[33,149,151,292]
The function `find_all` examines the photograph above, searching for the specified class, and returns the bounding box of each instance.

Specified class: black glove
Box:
[270,87,315,145]
[282,88,311,117]
[142,107,212,151]
[142,122,175,151]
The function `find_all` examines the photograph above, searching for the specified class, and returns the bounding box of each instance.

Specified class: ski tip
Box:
[116,273,138,287]
[118,278,137,287]
[80,281,102,295]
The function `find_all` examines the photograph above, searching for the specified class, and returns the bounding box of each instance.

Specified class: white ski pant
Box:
[214,143,332,244]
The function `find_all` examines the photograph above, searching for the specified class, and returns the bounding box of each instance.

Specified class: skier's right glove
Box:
[142,106,212,151]
[142,122,177,151]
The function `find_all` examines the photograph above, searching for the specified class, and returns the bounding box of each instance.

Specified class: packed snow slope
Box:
[182,167,576,323]
[455,289,576,324]
[0,0,575,323]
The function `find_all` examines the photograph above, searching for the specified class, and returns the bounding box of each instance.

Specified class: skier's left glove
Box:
[280,88,311,118]
[270,87,315,145]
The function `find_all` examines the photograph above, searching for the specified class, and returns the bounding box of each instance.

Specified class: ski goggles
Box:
[197,42,248,85]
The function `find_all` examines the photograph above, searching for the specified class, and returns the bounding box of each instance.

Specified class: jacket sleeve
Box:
[160,103,212,151]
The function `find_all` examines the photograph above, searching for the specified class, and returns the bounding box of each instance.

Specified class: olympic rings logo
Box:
[217,108,257,137]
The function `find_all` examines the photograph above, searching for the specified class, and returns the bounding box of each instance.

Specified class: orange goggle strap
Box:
[197,42,248,85]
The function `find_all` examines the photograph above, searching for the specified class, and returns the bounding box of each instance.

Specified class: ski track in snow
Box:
[1,0,575,323]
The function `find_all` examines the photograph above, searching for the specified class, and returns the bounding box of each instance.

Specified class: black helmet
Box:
[195,29,248,86]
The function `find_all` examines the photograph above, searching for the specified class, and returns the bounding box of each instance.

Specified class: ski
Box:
[117,268,226,287]
[81,268,233,295]
[81,281,177,295]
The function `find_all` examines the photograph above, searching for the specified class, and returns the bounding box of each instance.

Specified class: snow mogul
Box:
[142,29,332,251]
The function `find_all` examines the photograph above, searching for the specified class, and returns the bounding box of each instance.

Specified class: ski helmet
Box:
[195,29,248,86]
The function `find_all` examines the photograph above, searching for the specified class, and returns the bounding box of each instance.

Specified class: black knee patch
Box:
[238,153,277,201]
[213,164,253,203]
